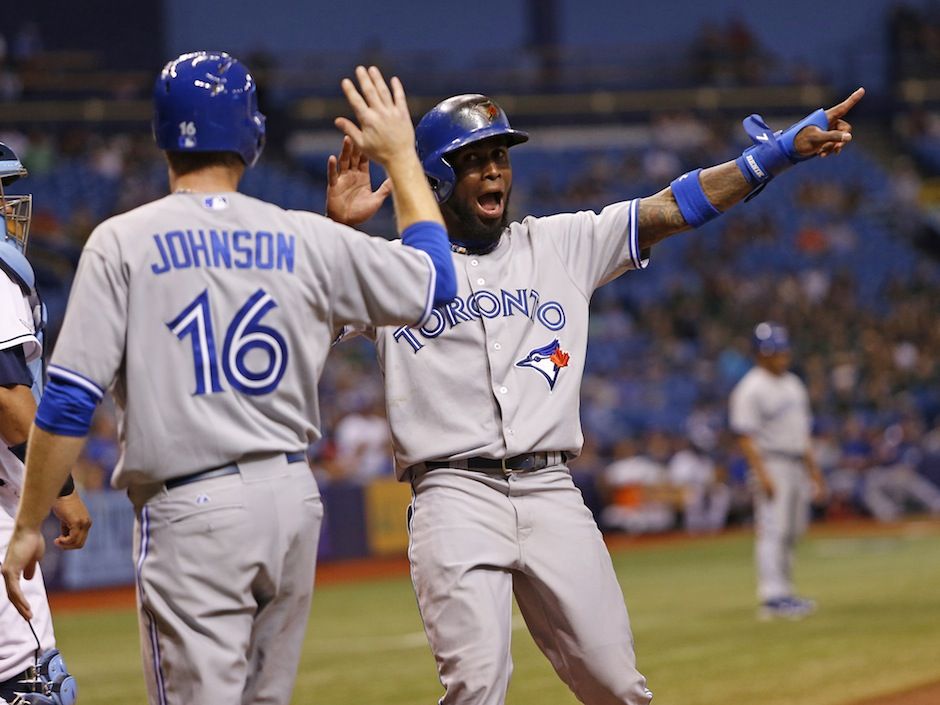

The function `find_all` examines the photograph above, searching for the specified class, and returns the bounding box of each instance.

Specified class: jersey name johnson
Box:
[150,229,296,275]
[392,286,566,353]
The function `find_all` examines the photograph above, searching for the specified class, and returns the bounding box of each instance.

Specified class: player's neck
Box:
[169,165,243,194]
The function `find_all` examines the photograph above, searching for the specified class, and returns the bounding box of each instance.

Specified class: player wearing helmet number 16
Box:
[329,88,864,704]
[2,56,455,705]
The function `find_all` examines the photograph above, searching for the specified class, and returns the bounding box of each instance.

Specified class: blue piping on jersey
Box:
[401,221,457,309]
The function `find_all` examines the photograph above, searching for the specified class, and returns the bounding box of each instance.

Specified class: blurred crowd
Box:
[8,105,934,539]
[3,9,939,536]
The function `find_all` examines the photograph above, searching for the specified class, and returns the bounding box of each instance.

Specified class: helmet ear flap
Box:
[415,94,527,205]
[423,160,456,204]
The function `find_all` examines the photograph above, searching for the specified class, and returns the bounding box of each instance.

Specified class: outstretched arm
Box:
[637,87,865,250]
[334,66,455,308]
[335,65,442,232]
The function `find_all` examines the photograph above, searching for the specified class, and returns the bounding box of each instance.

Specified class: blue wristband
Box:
[735,108,830,192]
[401,221,457,308]
[670,169,721,228]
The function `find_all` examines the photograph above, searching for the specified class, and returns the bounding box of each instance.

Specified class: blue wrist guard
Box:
[735,108,829,199]
[670,168,721,228]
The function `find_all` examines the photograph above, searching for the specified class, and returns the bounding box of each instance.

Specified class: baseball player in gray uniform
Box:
[729,322,826,620]
[329,87,863,704]
[1,55,455,705]
[0,143,84,705]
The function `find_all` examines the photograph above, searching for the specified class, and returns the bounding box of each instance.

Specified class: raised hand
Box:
[794,87,865,159]
[334,66,415,169]
[327,135,393,227]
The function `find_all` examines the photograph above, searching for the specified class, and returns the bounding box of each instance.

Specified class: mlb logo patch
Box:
[516,339,570,390]
[202,196,229,210]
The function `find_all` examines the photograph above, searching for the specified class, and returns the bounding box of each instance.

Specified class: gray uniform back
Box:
[50,192,434,488]
[372,199,645,473]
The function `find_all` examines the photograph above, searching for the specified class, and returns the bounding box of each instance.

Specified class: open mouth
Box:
[476,191,504,219]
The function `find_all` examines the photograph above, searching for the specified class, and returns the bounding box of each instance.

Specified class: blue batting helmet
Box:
[152,51,266,167]
[752,321,791,356]
[415,94,528,203]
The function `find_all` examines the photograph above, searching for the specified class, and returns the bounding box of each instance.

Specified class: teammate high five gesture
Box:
[335,66,443,233]
[3,54,453,705]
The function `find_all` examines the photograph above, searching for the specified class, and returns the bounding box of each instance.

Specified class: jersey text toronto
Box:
[150,230,296,274]
[392,287,566,352]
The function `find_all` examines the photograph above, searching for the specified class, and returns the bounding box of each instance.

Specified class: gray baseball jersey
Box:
[356,198,654,704]
[728,366,812,455]
[49,192,436,489]
[372,198,646,474]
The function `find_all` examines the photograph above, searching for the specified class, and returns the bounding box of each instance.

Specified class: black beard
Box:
[444,187,512,251]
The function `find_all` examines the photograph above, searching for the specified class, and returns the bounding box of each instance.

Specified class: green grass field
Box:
[53,522,940,705]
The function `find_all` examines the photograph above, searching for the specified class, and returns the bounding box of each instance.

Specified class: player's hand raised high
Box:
[327,135,392,227]
[335,66,415,169]
[793,87,865,159]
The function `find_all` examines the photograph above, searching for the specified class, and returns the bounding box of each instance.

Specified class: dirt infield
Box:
[47,517,940,705]
[845,679,940,705]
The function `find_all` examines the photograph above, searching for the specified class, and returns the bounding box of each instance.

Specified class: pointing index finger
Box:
[826,87,865,122]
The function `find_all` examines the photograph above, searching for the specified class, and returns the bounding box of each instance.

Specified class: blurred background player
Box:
[729,321,826,620]
[328,88,862,704]
[0,143,84,705]
[1,57,454,705]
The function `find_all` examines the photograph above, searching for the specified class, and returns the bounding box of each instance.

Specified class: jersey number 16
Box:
[168,288,288,396]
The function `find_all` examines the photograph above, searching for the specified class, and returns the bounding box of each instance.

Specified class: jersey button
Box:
[477,278,485,285]
[499,386,508,394]
[493,342,502,350]
[470,259,479,266]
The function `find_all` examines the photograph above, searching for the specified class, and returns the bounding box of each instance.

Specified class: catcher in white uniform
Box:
[2,57,455,705]
[329,89,864,704]
[0,144,86,705]
[729,322,826,620]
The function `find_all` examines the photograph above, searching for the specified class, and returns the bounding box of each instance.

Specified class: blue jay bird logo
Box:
[516,339,570,390]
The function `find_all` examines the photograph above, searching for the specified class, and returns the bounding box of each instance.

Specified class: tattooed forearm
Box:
[636,160,754,250]
[700,161,753,210]
[637,188,689,250]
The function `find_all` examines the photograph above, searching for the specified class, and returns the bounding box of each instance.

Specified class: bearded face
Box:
[441,136,513,250]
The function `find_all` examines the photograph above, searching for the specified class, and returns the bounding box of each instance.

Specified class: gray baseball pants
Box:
[753,456,811,601]
[408,465,652,705]
[130,453,322,705]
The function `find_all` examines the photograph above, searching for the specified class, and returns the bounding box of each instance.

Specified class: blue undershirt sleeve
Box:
[34,375,100,437]
[401,221,457,307]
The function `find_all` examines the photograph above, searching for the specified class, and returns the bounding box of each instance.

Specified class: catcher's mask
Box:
[0,142,31,254]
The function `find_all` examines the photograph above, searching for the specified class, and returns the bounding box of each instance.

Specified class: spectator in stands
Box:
[332,394,394,485]
[862,417,940,521]
[668,429,731,534]
[601,434,678,534]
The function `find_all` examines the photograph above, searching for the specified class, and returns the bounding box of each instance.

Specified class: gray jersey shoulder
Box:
[52,193,434,486]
